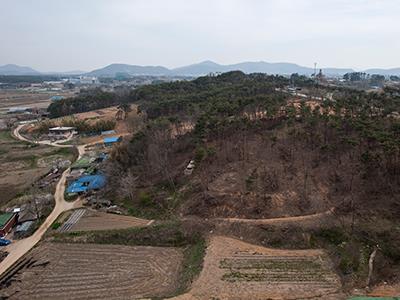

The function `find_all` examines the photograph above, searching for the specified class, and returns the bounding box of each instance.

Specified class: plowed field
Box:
[1,242,183,299]
[67,209,152,232]
[174,236,345,300]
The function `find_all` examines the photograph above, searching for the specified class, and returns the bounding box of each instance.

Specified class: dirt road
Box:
[215,208,335,226]
[12,124,74,147]
[0,125,85,275]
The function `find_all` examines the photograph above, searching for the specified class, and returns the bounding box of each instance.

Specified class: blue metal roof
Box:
[51,95,64,101]
[66,175,106,194]
[104,136,121,144]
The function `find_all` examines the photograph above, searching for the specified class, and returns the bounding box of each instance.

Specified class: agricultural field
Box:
[0,130,74,207]
[0,90,74,113]
[175,236,344,300]
[0,242,183,299]
[58,209,151,232]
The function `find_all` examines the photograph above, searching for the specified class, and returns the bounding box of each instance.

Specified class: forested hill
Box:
[131,71,297,120]
[48,71,298,118]
[47,88,130,118]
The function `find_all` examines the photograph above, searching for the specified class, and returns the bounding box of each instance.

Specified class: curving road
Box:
[12,124,74,148]
[214,208,335,226]
[0,125,86,275]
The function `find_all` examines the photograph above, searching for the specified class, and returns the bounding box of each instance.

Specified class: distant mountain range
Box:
[0,64,85,76]
[0,64,41,76]
[1,61,400,77]
[363,68,400,76]
[87,61,356,77]
[86,63,170,77]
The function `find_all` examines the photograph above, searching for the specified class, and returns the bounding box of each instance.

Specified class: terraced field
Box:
[174,236,344,300]
[1,242,183,299]
[58,209,86,232]
[64,209,152,232]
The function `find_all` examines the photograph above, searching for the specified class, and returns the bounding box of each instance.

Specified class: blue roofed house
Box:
[66,174,106,195]
[50,95,64,102]
[104,136,122,147]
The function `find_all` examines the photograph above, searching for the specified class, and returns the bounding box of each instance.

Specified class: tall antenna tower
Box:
[314,62,317,78]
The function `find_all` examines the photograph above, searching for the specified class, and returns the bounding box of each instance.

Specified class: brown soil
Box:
[0,90,74,113]
[1,242,183,299]
[184,144,333,219]
[368,283,400,297]
[68,209,152,232]
[174,236,345,300]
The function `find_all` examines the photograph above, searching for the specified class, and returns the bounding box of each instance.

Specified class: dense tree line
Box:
[48,88,130,118]
[0,75,61,84]
[133,71,290,121]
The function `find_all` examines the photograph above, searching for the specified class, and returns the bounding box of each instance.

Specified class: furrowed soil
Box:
[1,242,183,300]
[173,236,345,300]
[65,209,152,232]
[0,90,74,113]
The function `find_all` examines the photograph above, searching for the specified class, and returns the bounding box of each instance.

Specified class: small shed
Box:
[104,136,122,147]
[66,174,106,194]
[0,212,18,237]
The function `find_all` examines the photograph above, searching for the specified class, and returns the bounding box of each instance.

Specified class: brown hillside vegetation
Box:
[108,117,399,221]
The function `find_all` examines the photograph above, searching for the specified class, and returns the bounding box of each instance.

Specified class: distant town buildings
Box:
[66,76,99,85]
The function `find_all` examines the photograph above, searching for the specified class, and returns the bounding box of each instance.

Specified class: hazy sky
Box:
[1,0,399,72]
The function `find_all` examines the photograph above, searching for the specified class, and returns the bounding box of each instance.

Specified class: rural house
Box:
[0,212,18,237]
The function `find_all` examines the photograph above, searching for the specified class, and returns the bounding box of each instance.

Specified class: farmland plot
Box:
[174,236,344,300]
[1,242,183,299]
[65,209,151,232]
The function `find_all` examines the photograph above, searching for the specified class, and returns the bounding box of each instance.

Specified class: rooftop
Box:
[49,126,76,131]
[71,157,93,169]
[66,174,106,194]
[104,136,122,144]
[15,220,34,232]
[0,212,15,228]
